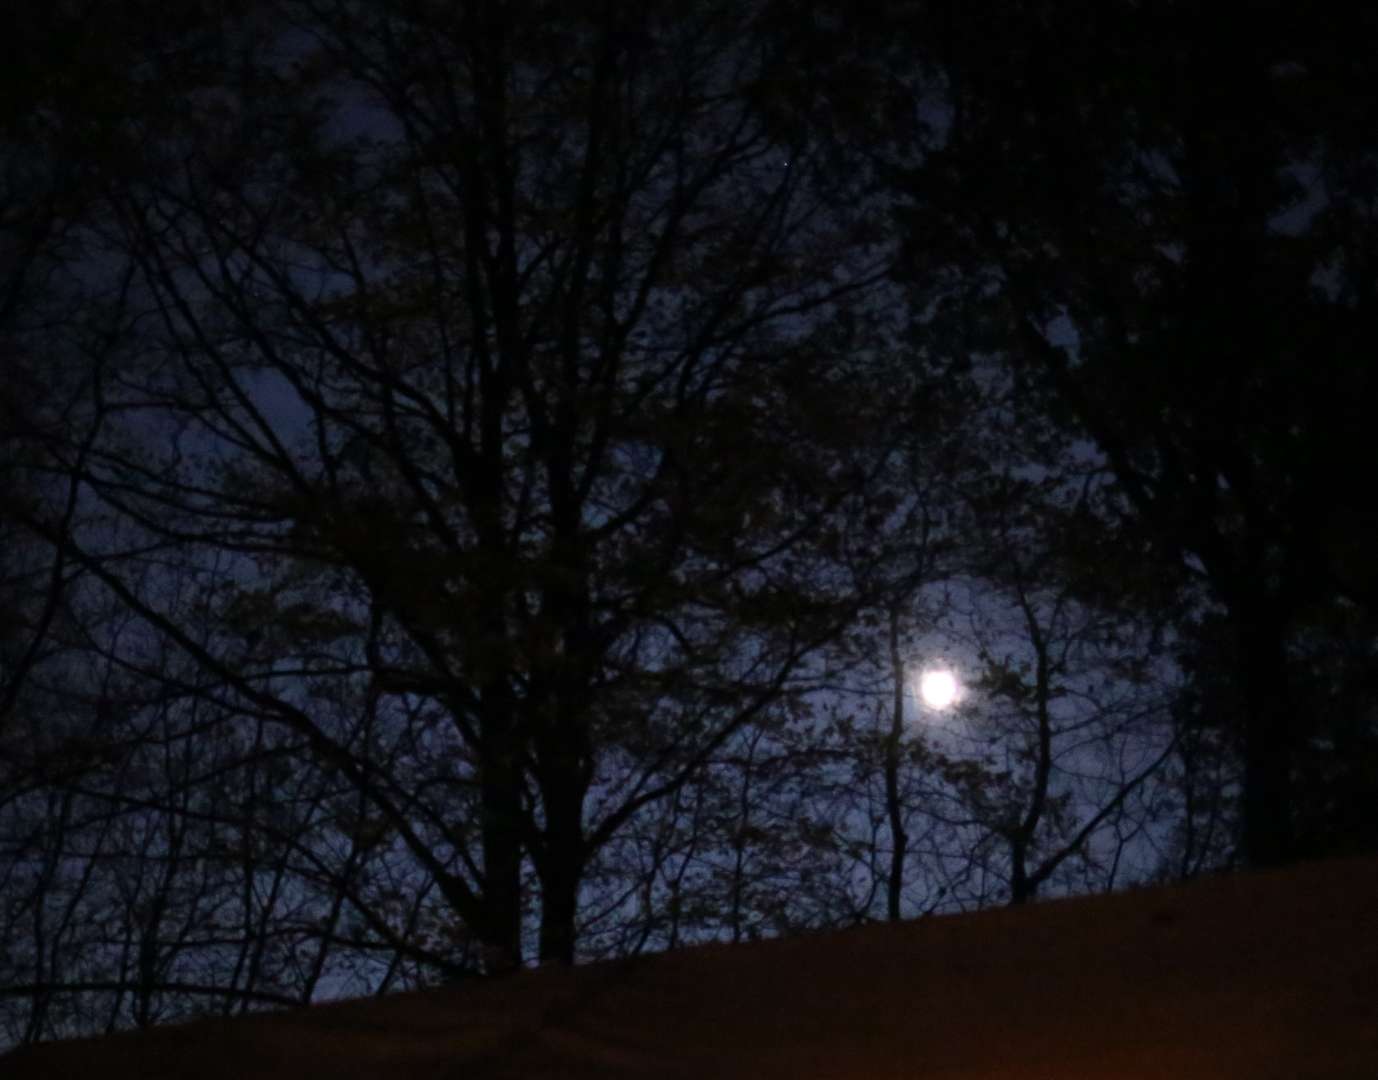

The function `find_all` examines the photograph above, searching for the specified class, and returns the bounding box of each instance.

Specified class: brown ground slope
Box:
[4,854,1376,1079]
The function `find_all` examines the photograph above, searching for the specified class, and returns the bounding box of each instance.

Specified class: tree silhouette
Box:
[29,0,902,973]
[889,0,1378,865]
[6,0,1373,1051]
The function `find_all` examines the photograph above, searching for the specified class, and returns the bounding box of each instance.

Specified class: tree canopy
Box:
[2,0,1374,1048]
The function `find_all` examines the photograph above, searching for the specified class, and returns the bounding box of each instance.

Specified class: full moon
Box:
[918,669,959,709]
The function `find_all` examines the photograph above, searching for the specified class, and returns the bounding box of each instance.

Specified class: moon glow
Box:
[918,669,959,709]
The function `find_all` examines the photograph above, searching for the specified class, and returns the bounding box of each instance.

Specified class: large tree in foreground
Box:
[37,0,904,971]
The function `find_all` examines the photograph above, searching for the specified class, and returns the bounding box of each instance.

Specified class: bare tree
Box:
[40,0,899,974]
[931,455,1182,904]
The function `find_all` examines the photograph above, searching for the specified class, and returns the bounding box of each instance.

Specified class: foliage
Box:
[4,0,1372,1052]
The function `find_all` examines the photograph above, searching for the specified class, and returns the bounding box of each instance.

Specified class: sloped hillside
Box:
[4,854,1375,1079]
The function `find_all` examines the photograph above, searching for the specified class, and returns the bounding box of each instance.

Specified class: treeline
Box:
[1,0,1374,1047]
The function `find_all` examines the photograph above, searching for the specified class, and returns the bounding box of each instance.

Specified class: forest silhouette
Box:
[2,0,1375,1060]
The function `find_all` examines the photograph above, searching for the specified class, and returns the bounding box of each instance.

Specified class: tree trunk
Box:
[535,773,586,966]
[884,608,908,922]
[1237,608,1294,867]
[478,698,525,974]
[1009,840,1032,906]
